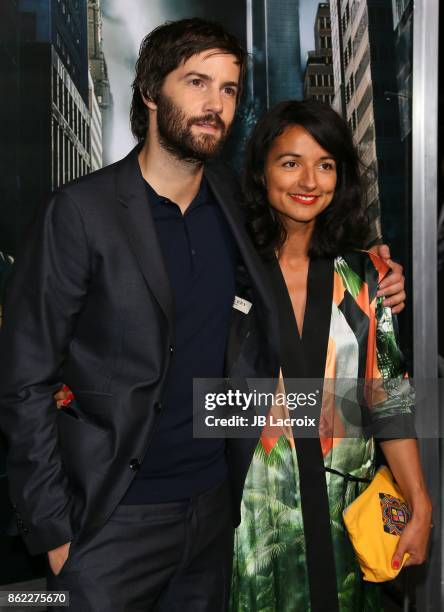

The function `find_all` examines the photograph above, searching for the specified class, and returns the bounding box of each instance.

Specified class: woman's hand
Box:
[371,244,406,314]
[54,384,73,408]
[380,439,432,569]
[391,501,433,568]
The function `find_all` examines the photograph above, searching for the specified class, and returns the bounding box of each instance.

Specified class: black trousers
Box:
[47,480,234,612]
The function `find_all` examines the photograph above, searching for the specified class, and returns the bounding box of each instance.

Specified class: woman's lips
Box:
[288,194,320,205]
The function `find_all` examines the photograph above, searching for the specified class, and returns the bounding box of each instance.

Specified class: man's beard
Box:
[156,93,229,163]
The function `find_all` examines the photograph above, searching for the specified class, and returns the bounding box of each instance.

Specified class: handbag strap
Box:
[325,466,371,484]
[325,467,372,515]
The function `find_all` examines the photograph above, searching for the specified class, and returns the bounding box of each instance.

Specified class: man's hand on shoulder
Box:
[48,541,71,576]
[370,244,406,315]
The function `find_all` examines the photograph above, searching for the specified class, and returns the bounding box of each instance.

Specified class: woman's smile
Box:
[288,193,321,205]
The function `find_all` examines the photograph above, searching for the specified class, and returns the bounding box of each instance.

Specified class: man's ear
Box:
[141,90,157,111]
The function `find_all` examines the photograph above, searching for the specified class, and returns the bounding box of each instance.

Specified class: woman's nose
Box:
[297,166,317,191]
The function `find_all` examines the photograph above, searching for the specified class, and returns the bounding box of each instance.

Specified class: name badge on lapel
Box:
[233,296,252,314]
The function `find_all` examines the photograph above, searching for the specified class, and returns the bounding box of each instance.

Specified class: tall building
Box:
[0,0,21,255]
[18,1,91,236]
[330,0,405,247]
[89,70,102,170]
[20,43,91,211]
[87,0,111,164]
[330,0,346,115]
[392,0,412,140]
[247,0,303,111]
[304,3,334,104]
[392,0,410,25]
[19,0,89,104]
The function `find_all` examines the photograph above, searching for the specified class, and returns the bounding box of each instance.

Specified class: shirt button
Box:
[129,459,140,471]
[169,345,174,354]
[191,249,196,256]
[154,401,163,414]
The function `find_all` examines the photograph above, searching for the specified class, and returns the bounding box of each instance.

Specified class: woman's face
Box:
[264,124,337,228]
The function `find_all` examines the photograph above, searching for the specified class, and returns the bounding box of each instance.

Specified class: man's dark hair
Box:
[243,99,370,259]
[130,18,247,141]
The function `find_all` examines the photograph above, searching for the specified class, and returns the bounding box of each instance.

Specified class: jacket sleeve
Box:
[0,191,90,554]
[363,255,416,439]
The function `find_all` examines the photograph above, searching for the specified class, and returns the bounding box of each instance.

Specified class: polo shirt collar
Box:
[144,176,209,214]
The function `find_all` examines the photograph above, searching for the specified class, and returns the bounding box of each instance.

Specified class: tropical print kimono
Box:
[230,251,415,612]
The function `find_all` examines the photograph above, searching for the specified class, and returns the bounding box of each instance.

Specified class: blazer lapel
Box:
[224,263,255,373]
[115,146,175,332]
[204,164,277,324]
[204,164,280,372]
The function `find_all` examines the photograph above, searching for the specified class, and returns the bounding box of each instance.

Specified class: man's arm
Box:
[0,191,90,555]
[365,201,406,314]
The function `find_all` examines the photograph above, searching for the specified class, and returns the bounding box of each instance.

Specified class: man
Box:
[0,19,405,611]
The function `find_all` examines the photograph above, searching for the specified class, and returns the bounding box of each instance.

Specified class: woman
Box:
[230,100,432,612]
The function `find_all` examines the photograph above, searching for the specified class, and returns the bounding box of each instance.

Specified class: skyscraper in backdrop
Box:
[88,0,111,166]
[0,1,20,255]
[392,0,412,141]
[304,3,334,104]
[329,0,405,249]
[247,0,303,112]
[18,0,92,236]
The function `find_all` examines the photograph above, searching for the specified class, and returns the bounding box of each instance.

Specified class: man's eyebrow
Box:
[222,81,239,89]
[183,71,212,82]
[182,72,238,88]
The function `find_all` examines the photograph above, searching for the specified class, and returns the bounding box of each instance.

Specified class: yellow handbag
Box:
[342,465,411,582]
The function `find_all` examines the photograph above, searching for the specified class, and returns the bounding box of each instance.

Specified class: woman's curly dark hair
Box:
[243,99,370,259]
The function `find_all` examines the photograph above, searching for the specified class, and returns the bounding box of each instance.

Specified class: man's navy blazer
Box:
[0,146,280,555]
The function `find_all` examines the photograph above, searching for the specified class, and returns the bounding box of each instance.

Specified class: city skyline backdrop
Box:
[0,1,413,259]
[100,0,323,162]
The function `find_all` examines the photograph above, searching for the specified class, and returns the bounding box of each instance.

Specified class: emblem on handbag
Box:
[379,493,411,536]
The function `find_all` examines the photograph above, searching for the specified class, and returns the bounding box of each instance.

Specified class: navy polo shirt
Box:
[122,176,238,503]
